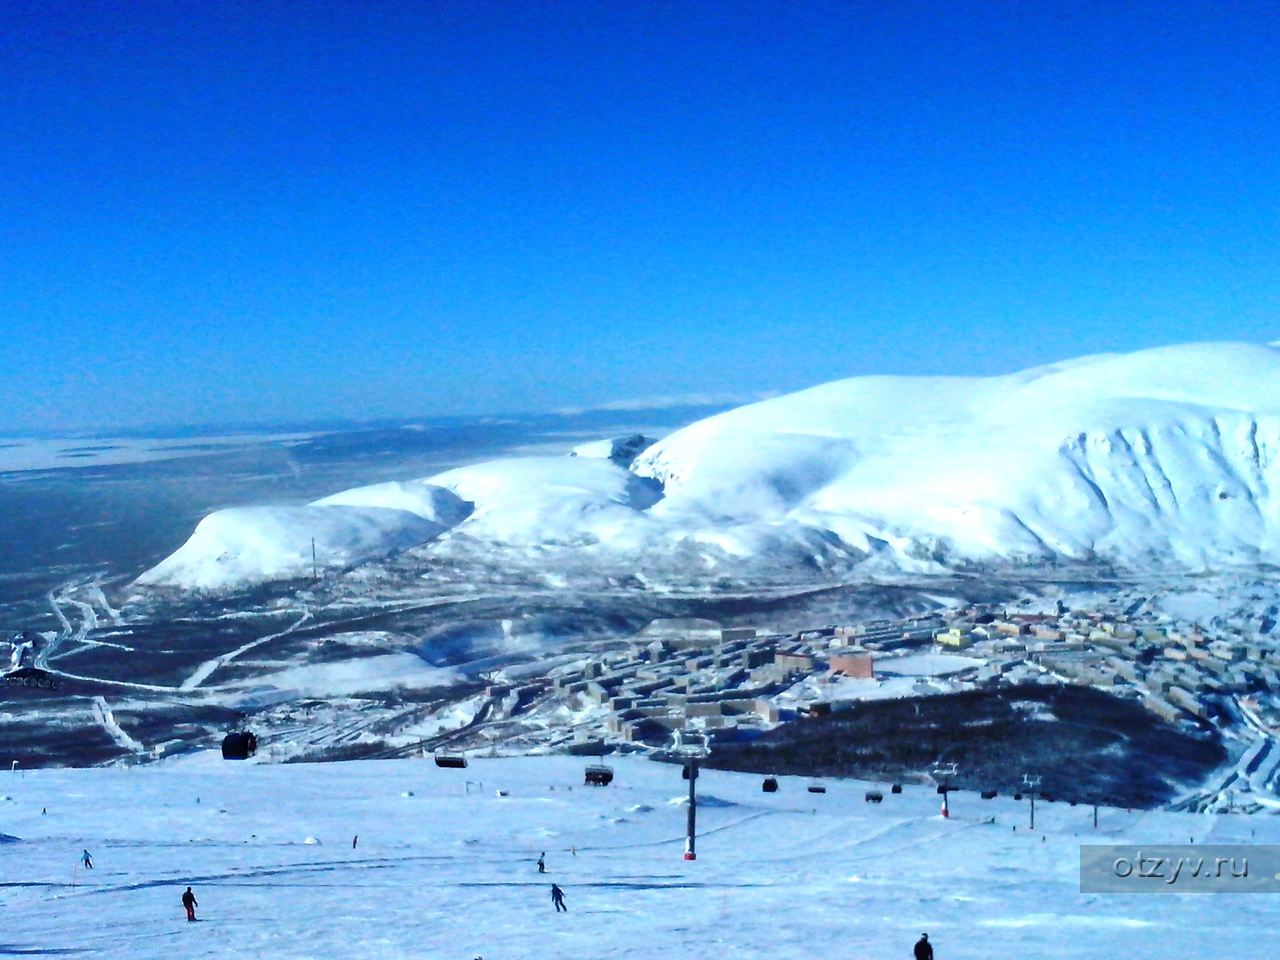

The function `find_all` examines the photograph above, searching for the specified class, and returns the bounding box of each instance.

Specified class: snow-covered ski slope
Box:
[2,753,1277,959]
[139,342,1280,590]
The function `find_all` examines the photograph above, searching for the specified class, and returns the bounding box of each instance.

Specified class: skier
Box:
[81,850,92,869]
[537,852,546,873]
[914,932,933,960]
[182,886,198,922]
[352,835,358,850]
[551,883,566,913]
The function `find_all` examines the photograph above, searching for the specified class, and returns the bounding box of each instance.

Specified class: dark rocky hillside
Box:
[706,684,1226,809]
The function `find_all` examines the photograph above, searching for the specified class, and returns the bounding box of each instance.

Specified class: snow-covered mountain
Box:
[138,342,1280,590]
[569,433,656,468]
[136,483,473,590]
[635,341,1280,568]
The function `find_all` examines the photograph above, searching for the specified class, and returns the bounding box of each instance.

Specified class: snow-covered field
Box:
[3,753,1277,958]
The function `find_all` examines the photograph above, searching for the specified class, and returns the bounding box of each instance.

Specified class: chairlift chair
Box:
[221,730,257,761]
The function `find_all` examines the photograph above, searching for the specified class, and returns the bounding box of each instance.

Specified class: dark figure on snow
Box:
[182,886,198,922]
[537,852,546,873]
[352,835,358,850]
[551,883,566,912]
[914,933,933,960]
[81,850,92,869]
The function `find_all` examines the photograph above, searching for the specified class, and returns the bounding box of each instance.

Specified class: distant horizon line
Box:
[6,338,1277,440]
[0,393,760,442]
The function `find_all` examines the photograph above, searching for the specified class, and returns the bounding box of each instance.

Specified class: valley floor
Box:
[2,754,1277,958]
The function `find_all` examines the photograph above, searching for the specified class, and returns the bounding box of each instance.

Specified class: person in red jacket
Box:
[182,887,198,922]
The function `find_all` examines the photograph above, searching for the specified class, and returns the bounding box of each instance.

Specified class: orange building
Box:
[828,652,874,678]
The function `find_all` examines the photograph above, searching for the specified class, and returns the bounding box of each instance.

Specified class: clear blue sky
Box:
[3,1,1279,433]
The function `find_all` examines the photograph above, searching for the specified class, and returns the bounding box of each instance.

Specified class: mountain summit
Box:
[140,342,1280,590]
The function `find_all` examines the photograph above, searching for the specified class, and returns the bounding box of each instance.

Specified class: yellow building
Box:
[936,628,973,650]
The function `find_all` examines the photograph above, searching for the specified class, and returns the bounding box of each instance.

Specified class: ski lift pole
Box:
[684,757,698,861]
[933,762,957,818]
[1023,774,1041,830]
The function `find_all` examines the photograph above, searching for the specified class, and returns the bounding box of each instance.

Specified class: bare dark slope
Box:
[706,685,1226,809]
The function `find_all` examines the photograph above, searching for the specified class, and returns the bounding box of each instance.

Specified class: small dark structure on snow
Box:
[584,764,614,786]
[434,753,468,769]
[762,777,779,793]
[865,790,883,803]
[807,783,826,794]
[221,730,258,760]
[981,789,998,800]
[890,783,903,794]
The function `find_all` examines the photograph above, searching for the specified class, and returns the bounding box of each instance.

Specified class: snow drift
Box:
[139,342,1280,590]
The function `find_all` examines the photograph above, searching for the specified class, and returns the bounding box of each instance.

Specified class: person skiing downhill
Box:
[914,933,933,959]
[81,850,92,869]
[537,852,546,873]
[182,887,198,922]
[551,883,566,912]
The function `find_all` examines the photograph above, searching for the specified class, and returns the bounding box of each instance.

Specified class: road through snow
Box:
[180,607,311,691]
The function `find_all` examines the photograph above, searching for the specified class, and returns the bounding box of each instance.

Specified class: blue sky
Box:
[3,1,1279,433]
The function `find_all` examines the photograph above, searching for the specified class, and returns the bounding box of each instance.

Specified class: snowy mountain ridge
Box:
[139,342,1280,590]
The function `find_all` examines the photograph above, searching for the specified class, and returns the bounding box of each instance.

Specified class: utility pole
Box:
[311,538,318,581]
[933,762,958,819]
[676,733,709,862]
[684,757,698,861]
[1093,803,1098,830]
[1023,774,1042,830]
